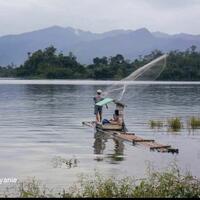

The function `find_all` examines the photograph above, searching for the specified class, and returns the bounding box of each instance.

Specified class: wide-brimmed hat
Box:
[97,89,102,94]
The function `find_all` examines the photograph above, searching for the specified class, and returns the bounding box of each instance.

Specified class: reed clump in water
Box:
[167,118,182,132]
[188,116,200,130]
[149,120,164,129]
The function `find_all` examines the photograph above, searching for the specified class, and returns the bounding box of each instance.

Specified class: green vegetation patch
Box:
[132,167,200,198]
[1,46,200,81]
[149,120,164,129]
[4,165,200,198]
[189,116,200,129]
[167,117,182,132]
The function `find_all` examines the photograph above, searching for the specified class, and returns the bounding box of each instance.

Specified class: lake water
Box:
[0,80,200,192]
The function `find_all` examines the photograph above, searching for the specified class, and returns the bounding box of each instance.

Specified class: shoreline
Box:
[1,79,200,85]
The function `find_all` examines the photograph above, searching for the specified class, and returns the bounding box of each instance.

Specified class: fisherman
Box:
[109,109,122,126]
[93,89,107,123]
[102,109,123,126]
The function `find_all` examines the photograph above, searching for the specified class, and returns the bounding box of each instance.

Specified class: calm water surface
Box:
[0,80,200,190]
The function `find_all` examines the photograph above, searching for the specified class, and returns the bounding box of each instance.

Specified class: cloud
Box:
[0,0,200,36]
[141,0,200,9]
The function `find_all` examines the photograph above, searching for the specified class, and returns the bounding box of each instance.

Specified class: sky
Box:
[0,0,200,36]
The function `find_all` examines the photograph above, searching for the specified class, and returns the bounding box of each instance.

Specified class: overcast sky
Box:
[0,0,200,36]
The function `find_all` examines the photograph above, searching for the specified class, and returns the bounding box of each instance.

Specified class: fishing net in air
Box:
[103,54,168,101]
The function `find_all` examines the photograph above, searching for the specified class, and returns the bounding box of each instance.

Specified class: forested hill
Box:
[0,26,200,66]
[0,45,200,81]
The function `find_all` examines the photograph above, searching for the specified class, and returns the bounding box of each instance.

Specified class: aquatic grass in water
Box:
[148,118,182,132]
[149,116,200,133]
[189,116,200,130]
[149,120,164,129]
[167,118,182,132]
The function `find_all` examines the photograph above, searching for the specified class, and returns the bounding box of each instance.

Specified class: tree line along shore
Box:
[0,45,200,80]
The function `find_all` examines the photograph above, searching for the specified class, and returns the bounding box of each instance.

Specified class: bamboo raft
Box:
[82,121,179,154]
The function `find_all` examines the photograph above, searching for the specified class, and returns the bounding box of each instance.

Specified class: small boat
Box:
[82,98,179,154]
[95,98,127,132]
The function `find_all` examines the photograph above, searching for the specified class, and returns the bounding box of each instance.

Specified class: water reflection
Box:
[51,156,79,169]
[0,82,200,187]
[93,132,108,155]
[93,132,125,163]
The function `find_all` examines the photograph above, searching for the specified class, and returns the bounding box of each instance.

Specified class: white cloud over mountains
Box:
[0,0,200,36]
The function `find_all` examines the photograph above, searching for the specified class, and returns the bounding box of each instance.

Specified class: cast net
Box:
[103,54,168,101]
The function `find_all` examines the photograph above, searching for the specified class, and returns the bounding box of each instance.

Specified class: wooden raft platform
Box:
[112,132,178,153]
[82,121,179,154]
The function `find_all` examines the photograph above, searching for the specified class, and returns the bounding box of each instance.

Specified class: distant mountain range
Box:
[0,26,200,66]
